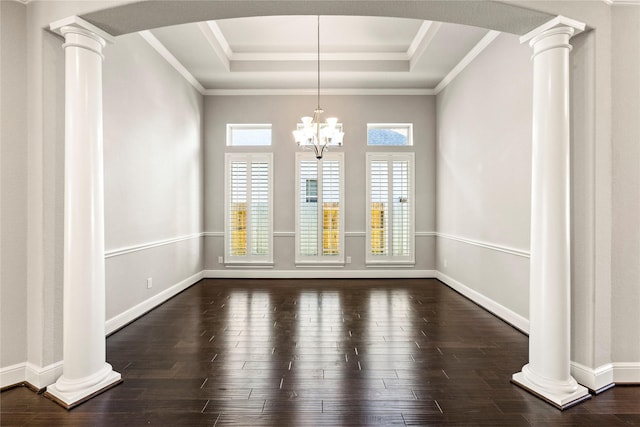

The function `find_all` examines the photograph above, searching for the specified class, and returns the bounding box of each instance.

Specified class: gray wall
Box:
[436,33,533,320]
[103,32,204,322]
[611,5,640,367]
[204,95,436,273]
[4,0,640,388]
[1,0,28,369]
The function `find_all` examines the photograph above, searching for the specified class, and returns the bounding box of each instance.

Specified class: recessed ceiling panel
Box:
[145,15,497,91]
[216,15,423,53]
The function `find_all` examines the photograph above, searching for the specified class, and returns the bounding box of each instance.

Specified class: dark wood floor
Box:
[2,278,640,426]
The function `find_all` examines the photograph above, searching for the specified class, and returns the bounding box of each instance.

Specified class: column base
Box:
[512,369,591,410]
[44,363,122,410]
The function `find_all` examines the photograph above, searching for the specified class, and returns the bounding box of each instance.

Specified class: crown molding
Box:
[201,20,410,64]
[204,88,435,96]
[198,21,231,72]
[138,19,499,96]
[408,21,442,71]
[139,31,205,94]
[231,52,408,62]
[434,30,500,94]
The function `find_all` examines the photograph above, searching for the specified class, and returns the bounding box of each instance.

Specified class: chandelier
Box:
[293,16,344,159]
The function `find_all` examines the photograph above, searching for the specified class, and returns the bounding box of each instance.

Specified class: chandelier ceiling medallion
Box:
[293,16,344,160]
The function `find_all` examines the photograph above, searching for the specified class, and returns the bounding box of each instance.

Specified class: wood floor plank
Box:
[2,278,640,426]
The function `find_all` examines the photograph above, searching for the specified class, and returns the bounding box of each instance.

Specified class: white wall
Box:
[203,95,436,275]
[1,0,28,374]
[436,33,533,326]
[102,32,204,331]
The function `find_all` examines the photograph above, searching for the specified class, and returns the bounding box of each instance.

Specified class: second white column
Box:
[46,17,121,409]
[512,17,590,410]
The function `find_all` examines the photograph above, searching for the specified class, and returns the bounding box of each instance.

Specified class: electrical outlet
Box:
[218,256,224,264]
[443,259,448,268]
[147,277,153,289]
[346,256,352,264]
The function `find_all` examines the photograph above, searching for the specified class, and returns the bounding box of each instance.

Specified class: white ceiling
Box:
[146,15,495,92]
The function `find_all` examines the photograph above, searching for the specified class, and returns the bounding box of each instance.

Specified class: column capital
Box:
[520,15,586,46]
[50,16,115,45]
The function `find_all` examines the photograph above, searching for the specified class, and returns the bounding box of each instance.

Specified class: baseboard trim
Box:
[0,363,26,390]
[612,362,640,384]
[25,361,64,390]
[105,271,204,335]
[203,269,436,279]
[436,271,529,334]
[1,361,64,391]
[571,361,615,393]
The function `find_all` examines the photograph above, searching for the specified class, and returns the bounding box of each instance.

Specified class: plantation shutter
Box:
[299,160,319,257]
[392,160,410,257]
[370,160,389,256]
[229,161,247,256]
[225,153,272,263]
[250,161,269,256]
[322,159,341,256]
[366,153,414,264]
[296,152,344,264]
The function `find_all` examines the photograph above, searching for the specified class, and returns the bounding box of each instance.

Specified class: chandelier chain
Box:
[317,15,320,112]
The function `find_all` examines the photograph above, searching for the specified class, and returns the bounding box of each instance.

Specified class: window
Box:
[366,153,415,264]
[296,152,344,264]
[227,124,272,146]
[367,123,413,146]
[225,153,273,264]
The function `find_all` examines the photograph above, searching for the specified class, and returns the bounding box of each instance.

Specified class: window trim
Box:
[224,152,274,265]
[226,123,272,147]
[366,123,413,146]
[365,152,415,265]
[295,152,345,266]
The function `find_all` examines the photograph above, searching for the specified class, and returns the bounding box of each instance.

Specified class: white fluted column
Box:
[46,17,121,409]
[512,17,589,409]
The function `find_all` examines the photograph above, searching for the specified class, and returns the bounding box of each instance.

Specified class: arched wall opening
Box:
[39,0,614,410]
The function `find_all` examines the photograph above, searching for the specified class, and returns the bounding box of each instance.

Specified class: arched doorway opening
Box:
[46,1,588,410]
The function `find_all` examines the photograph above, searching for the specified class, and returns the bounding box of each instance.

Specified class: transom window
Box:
[295,152,345,265]
[225,153,273,264]
[227,124,272,146]
[366,152,415,264]
[367,123,413,146]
